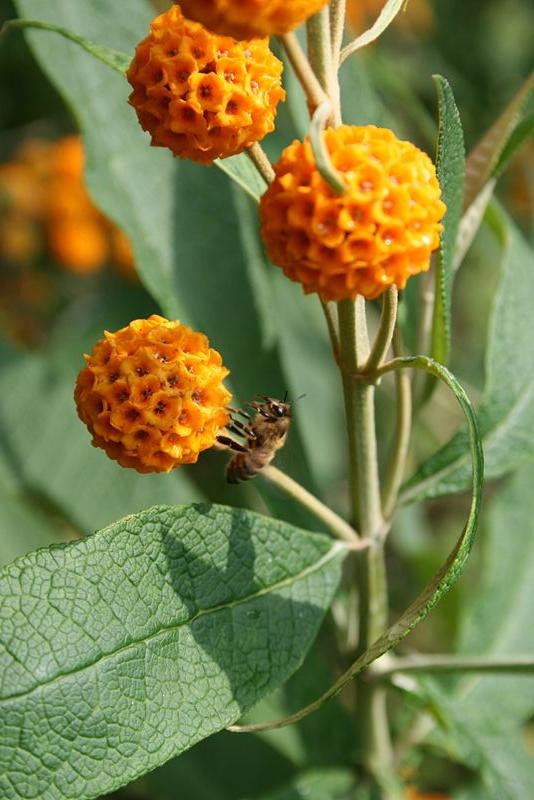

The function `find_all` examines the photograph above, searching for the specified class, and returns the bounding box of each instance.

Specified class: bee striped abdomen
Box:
[226,445,277,484]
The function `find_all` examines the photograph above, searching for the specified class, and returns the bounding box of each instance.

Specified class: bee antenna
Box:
[295,393,306,402]
[283,389,288,403]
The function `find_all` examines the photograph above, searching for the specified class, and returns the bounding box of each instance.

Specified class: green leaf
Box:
[492,110,534,177]
[0,476,64,566]
[455,463,534,725]
[463,70,534,209]
[0,504,346,800]
[403,213,534,503]
[216,153,266,203]
[252,768,356,800]
[144,730,297,800]
[454,71,534,269]
[2,17,130,73]
[430,75,465,368]
[340,0,406,64]
[229,357,483,733]
[415,678,534,800]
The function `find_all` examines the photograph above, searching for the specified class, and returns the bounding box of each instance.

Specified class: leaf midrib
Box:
[0,540,346,706]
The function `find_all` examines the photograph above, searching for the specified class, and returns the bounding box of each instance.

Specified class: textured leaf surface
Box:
[430,75,465,367]
[419,678,534,800]
[403,215,534,502]
[0,504,345,800]
[455,463,534,724]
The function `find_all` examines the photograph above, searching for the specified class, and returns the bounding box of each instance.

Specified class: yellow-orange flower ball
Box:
[75,315,231,473]
[260,125,446,301]
[177,0,329,39]
[127,5,285,165]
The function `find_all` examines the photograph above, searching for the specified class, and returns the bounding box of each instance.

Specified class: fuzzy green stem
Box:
[365,286,398,373]
[330,0,347,69]
[307,8,342,125]
[373,654,534,678]
[279,32,328,116]
[246,143,275,184]
[381,327,412,521]
[337,298,391,782]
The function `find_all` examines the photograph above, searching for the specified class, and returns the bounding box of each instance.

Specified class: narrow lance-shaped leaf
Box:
[229,357,483,733]
[2,18,130,73]
[402,211,534,503]
[454,70,534,269]
[0,504,346,800]
[430,75,465,367]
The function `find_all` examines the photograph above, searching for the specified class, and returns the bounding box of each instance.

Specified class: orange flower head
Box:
[260,125,446,301]
[177,0,329,39]
[127,5,285,165]
[48,217,109,274]
[75,315,232,473]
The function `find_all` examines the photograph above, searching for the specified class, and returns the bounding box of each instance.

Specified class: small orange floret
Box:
[127,5,285,164]
[260,125,446,301]
[177,0,329,39]
[75,315,232,473]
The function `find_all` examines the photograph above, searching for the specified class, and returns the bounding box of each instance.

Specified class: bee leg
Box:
[229,419,256,438]
[227,405,251,420]
[216,435,248,453]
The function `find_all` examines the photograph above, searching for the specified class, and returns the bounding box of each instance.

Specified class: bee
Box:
[217,395,294,484]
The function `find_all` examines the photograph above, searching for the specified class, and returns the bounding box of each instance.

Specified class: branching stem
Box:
[279,32,329,116]
[261,465,362,545]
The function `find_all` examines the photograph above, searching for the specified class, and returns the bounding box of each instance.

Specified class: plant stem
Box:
[306,8,342,125]
[381,327,412,521]
[330,0,347,70]
[279,32,329,116]
[246,142,275,184]
[365,286,398,373]
[337,298,391,781]
[373,654,534,678]
[261,465,362,545]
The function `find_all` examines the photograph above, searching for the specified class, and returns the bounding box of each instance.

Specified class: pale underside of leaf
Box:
[340,0,406,64]
[0,504,346,800]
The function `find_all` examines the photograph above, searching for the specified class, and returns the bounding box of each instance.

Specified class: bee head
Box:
[252,396,293,421]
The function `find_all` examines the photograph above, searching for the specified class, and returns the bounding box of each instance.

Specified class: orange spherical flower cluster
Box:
[260,125,446,301]
[127,5,285,165]
[177,0,329,39]
[75,315,231,473]
[0,136,134,276]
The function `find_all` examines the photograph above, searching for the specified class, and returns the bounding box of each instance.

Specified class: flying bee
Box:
[217,395,294,484]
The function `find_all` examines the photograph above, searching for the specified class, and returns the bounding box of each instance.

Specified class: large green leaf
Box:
[403,214,534,503]
[13,0,315,496]
[430,75,465,368]
[0,504,346,800]
[455,463,534,724]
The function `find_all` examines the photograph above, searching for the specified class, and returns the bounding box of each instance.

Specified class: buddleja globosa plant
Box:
[1,1,534,799]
